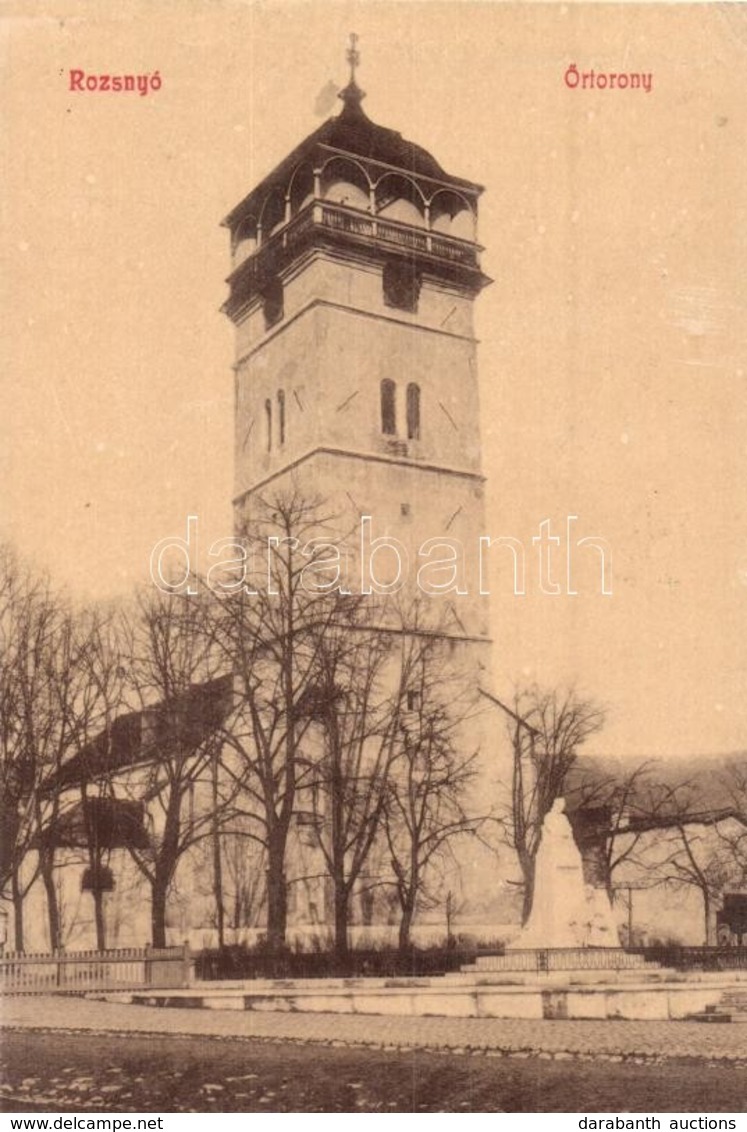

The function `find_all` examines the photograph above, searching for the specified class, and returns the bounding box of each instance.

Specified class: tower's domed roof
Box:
[305,81,456,185]
[222,75,481,231]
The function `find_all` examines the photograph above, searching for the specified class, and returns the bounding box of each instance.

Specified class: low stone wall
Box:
[95,973,747,1022]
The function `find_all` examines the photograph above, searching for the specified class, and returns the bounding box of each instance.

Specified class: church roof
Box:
[41,674,235,794]
[569,751,747,829]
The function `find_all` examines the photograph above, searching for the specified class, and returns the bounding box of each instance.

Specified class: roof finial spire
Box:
[339,32,366,116]
[347,32,360,83]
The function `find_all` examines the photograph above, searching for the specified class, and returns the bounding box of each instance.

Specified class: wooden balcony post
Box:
[182,940,191,988]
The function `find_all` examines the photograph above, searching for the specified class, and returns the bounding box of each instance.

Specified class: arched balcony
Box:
[232,215,259,267]
[259,187,286,242]
[232,156,479,266]
[288,162,315,218]
[430,189,477,243]
[225,151,484,317]
[375,172,427,228]
[321,155,372,211]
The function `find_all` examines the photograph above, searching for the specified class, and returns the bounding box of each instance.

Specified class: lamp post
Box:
[611,882,649,947]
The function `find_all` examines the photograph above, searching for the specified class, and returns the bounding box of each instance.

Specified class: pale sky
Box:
[2,1,746,760]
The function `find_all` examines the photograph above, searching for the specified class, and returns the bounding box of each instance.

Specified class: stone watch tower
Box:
[222,39,497,923]
[223,38,491,641]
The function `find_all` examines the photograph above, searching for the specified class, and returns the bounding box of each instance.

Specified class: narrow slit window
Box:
[265,398,272,452]
[406,689,421,712]
[406,382,421,440]
[278,389,286,445]
[381,379,396,435]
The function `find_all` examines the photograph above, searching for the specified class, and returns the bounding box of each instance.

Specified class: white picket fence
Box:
[0,943,190,993]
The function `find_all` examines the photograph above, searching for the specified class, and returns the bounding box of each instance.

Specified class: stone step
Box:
[717,993,747,1018]
[684,1012,733,1024]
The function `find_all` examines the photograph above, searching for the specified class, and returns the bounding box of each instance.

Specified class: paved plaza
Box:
[2,995,746,1064]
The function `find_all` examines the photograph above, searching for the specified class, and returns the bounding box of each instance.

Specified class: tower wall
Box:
[233,255,481,500]
[223,84,502,930]
[235,451,490,642]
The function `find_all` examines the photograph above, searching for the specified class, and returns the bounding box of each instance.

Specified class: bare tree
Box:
[383,634,484,951]
[492,685,605,923]
[305,611,399,959]
[0,545,113,950]
[714,760,747,885]
[621,766,747,944]
[210,491,358,950]
[221,833,267,936]
[566,760,747,945]
[566,760,696,893]
[192,831,267,941]
[656,821,735,945]
[66,605,133,950]
[0,542,55,949]
[34,605,102,951]
[120,588,232,948]
[617,775,744,945]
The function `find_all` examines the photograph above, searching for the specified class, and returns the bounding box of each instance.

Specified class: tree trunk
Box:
[211,760,225,950]
[702,889,713,946]
[92,889,106,951]
[151,878,169,949]
[151,790,183,950]
[445,890,456,942]
[11,869,24,953]
[39,850,61,952]
[398,898,415,952]
[329,739,348,960]
[265,852,287,951]
[520,854,536,925]
[333,881,349,960]
[399,855,418,952]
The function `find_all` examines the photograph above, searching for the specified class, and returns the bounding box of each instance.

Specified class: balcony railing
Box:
[227,200,481,300]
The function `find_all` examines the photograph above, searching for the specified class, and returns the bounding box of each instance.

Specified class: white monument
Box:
[514,798,619,949]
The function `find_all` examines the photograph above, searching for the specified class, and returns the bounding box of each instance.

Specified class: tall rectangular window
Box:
[265,399,272,451]
[381,379,396,435]
[406,382,421,440]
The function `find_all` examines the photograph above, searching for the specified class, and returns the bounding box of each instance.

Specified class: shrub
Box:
[193,941,480,981]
